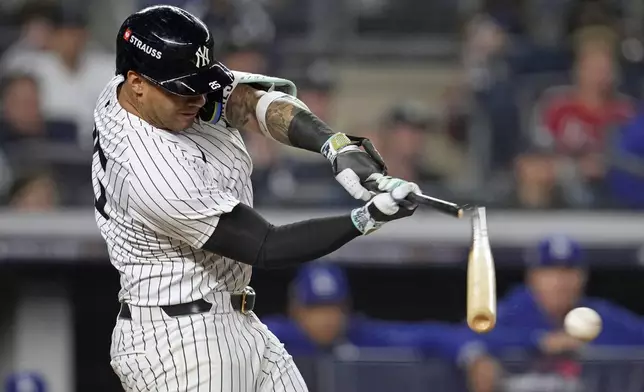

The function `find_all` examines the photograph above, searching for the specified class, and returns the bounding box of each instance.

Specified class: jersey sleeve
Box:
[126,132,239,248]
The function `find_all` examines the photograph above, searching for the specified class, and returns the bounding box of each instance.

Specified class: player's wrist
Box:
[320,132,355,162]
[351,191,414,235]
[350,205,383,235]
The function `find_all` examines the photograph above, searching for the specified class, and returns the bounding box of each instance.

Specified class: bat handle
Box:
[364,180,464,218]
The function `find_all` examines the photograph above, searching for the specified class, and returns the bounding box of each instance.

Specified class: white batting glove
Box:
[350,181,419,235]
[373,175,421,195]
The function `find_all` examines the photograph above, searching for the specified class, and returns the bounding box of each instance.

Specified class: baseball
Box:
[564,307,602,341]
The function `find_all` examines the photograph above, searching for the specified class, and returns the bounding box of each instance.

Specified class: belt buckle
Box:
[240,286,255,314]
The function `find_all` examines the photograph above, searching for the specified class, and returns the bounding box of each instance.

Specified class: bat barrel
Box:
[468,312,496,333]
[467,207,497,334]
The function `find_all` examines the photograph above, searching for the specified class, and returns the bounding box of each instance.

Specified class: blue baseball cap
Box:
[526,235,584,267]
[292,263,349,305]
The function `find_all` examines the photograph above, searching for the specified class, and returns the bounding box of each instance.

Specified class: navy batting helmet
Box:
[116,5,234,97]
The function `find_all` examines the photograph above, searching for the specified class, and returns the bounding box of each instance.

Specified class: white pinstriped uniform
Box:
[93,75,307,391]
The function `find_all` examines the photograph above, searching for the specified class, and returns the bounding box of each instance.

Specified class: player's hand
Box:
[538,331,585,355]
[321,133,387,201]
[350,180,419,235]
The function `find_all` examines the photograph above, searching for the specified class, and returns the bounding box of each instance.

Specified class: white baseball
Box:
[564,307,602,341]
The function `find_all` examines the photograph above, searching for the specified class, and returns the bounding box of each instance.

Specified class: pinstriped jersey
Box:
[92,75,253,306]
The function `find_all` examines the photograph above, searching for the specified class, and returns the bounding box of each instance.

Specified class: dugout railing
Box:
[293,347,644,392]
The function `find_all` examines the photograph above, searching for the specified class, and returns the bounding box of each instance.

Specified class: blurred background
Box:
[1,0,644,391]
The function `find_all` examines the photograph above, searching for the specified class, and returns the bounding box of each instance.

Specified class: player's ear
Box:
[126,71,145,95]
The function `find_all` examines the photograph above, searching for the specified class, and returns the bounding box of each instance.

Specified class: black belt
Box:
[119,287,256,320]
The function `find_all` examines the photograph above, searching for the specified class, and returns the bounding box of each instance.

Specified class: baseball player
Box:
[93,5,419,392]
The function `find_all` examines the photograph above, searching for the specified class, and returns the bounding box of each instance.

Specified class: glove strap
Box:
[350,205,383,235]
[321,133,388,175]
[321,133,354,162]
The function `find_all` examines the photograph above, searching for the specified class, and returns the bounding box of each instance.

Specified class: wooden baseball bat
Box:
[467,207,497,333]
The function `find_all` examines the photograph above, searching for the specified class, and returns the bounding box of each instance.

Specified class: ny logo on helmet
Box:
[195,46,210,68]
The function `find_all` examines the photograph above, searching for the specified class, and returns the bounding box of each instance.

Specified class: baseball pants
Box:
[110,293,308,392]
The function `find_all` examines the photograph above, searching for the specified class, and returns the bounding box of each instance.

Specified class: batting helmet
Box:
[116,5,234,97]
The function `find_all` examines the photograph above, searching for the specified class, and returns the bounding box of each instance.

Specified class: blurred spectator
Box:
[533,27,631,161]
[516,26,635,208]
[202,0,275,56]
[462,12,510,94]
[375,102,433,184]
[375,102,466,187]
[461,235,644,392]
[295,60,334,124]
[0,73,76,146]
[1,6,113,148]
[512,152,566,208]
[0,73,43,144]
[607,103,644,208]
[221,43,270,74]
[4,170,59,210]
[0,0,59,60]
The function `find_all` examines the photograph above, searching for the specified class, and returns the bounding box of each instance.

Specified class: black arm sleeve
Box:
[287,110,335,153]
[202,203,360,269]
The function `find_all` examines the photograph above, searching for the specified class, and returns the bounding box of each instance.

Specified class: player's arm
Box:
[127,137,417,268]
[224,84,388,201]
[203,181,418,269]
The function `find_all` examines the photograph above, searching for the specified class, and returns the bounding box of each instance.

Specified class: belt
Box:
[118,287,256,320]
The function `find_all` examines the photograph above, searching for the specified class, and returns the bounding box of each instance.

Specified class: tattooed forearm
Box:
[224,84,335,152]
[263,99,304,145]
[224,84,302,145]
[225,84,261,133]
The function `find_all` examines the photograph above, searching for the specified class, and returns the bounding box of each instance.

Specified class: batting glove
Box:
[321,133,387,201]
[351,181,420,235]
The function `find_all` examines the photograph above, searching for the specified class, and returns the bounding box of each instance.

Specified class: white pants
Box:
[110,294,308,392]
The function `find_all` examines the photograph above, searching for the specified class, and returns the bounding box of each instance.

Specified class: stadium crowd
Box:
[0,0,642,211]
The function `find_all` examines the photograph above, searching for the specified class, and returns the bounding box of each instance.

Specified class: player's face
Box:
[141,80,206,132]
[293,304,347,347]
[528,267,586,318]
